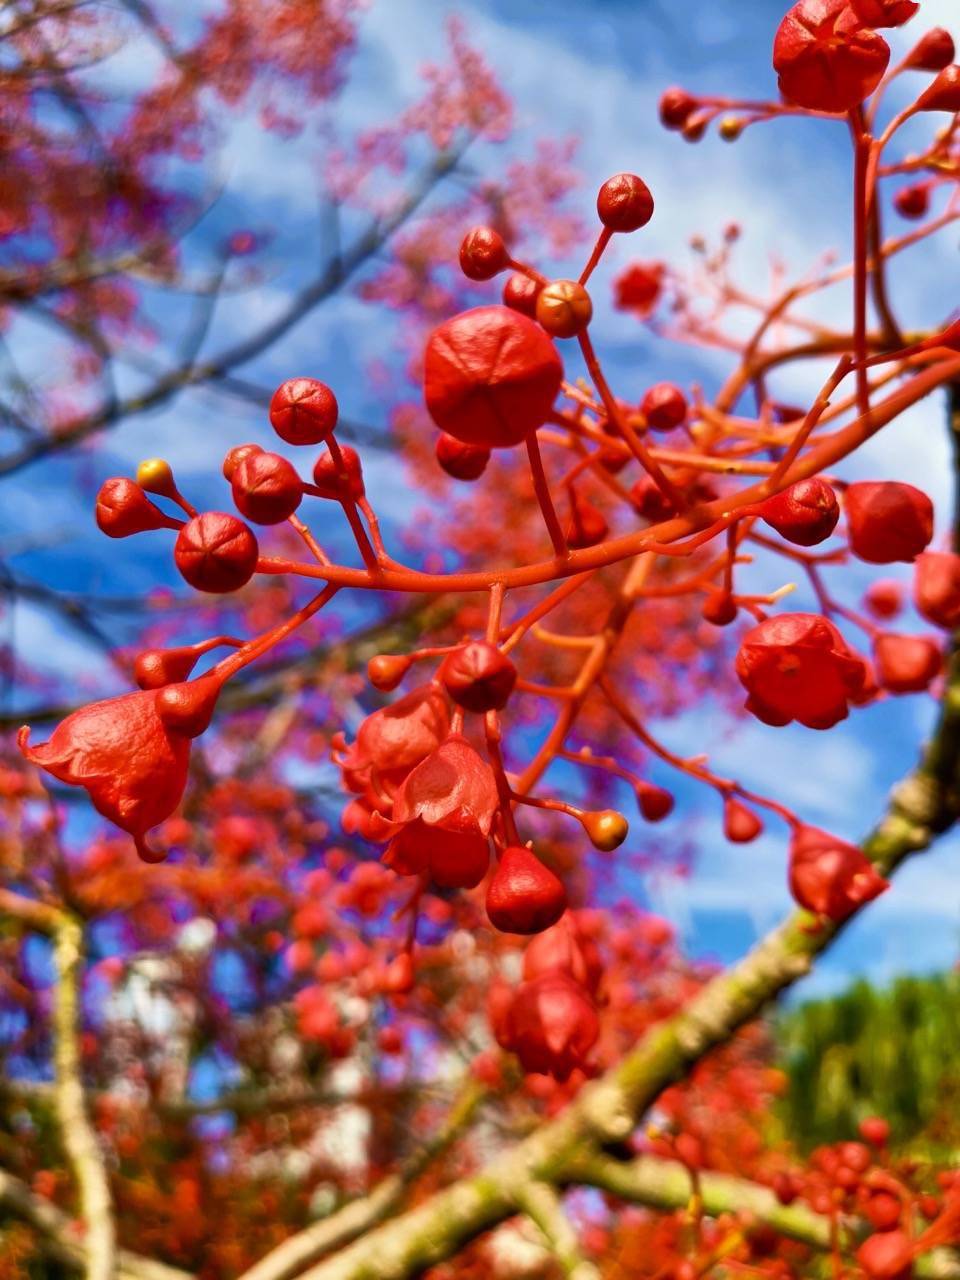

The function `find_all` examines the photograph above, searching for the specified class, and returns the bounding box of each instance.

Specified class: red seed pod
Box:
[613,261,665,316]
[502,272,542,317]
[501,971,599,1080]
[701,591,738,627]
[903,27,955,71]
[435,433,490,481]
[269,377,338,446]
[856,1231,914,1280]
[872,633,942,693]
[915,64,960,112]
[535,279,593,339]
[312,444,365,500]
[736,613,869,729]
[597,172,654,233]
[439,640,517,713]
[636,779,675,822]
[459,226,509,281]
[759,478,840,546]
[866,1192,902,1232]
[231,450,303,525]
[424,306,563,449]
[849,0,918,26]
[580,809,629,852]
[893,183,930,219]
[367,654,413,692]
[865,580,903,619]
[859,1115,891,1146]
[486,846,567,935]
[174,512,259,594]
[632,473,677,522]
[565,491,609,549]
[845,481,934,564]
[222,443,263,481]
[788,823,889,921]
[723,795,764,843]
[641,382,688,431]
[659,86,699,129]
[95,477,176,539]
[914,551,960,628]
[773,0,890,112]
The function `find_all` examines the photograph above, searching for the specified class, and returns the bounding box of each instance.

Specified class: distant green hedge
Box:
[776,971,960,1150]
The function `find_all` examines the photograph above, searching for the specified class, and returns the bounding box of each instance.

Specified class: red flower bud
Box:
[903,28,955,71]
[439,641,517,713]
[845,481,933,564]
[523,912,603,994]
[535,279,593,340]
[231,450,303,525]
[893,183,930,219]
[774,0,890,113]
[865,579,903,619]
[914,551,960,629]
[486,846,567,935]
[723,796,765,843]
[641,382,687,431]
[175,512,259,593]
[367,653,413,692]
[614,261,665,316]
[859,1115,891,1146]
[866,1192,902,1231]
[424,305,563,449]
[773,1172,800,1206]
[701,591,738,626]
[636,779,675,821]
[632,473,677,522]
[856,1231,913,1280]
[134,637,232,689]
[580,809,629,851]
[459,226,509,281]
[502,272,542,317]
[269,377,338,446]
[95,478,178,538]
[915,64,960,112]
[312,444,365,500]
[759,478,840,546]
[435,433,490,481]
[659,87,699,129]
[788,823,888,921]
[597,173,654,232]
[872,633,941,693]
[849,0,918,27]
[222,443,263,481]
[736,613,869,729]
[500,971,599,1080]
[565,490,608,549]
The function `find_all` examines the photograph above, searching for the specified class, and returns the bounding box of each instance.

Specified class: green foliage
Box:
[777,971,960,1150]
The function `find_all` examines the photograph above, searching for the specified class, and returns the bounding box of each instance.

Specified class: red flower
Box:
[522,911,604,994]
[735,612,869,729]
[773,0,890,113]
[424,305,563,449]
[788,824,888,921]
[914,551,960,629]
[383,821,489,889]
[496,972,600,1081]
[613,261,664,316]
[845,481,933,564]
[18,677,222,860]
[872,633,941,693]
[848,0,918,27]
[392,735,498,836]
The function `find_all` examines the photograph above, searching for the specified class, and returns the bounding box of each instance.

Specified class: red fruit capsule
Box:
[914,551,960,629]
[659,87,699,129]
[435,433,490,481]
[486,846,567,935]
[459,226,509,281]
[502,272,542,317]
[439,641,517,713]
[424,305,563,449]
[312,445,365,500]
[773,0,891,113]
[174,512,259,593]
[641,382,687,431]
[759,478,840,546]
[872,633,941,693]
[845,481,933,564]
[231,451,303,525]
[723,796,764,843]
[903,28,955,72]
[95,478,178,538]
[269,377,338,445]
[597,173,654,233]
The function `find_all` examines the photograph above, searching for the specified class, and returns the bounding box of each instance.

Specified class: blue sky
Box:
[6,0,960,999]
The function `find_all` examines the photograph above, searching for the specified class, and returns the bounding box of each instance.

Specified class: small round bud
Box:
[580,809,629,852]
[222,443,263,482]
[269,377,338,446]
[136,458,177,499]
[565,491,608,549]
[723,796,764,843]
[659,87,698,129]
[597,173,654,233]
[439,640,517,712]
[231,451,303,525]
[367,654,413,692]
[435,433,490,481]
[95,478,176,539]
[681,116,707,143]
[916,65,960,114]
[641,382,688,431]
[718,116,744,141]
[459,226,509,281]
[904,27,955,72]
[312,445,365,500]
[635,780,675,822]
[536,279,593,339]
[893,183,929,220]
[502,272,542,317]
[701,591,738,626]
[174,512,259,593]
[859,1116,891,1146]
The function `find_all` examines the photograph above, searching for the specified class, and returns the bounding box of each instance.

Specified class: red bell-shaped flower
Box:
[392,735,498,837]
[499,972,600,1081]
[845,481,933,564]
[486,846,567,935]
[914,551,960,629]
[383,820,489,889]
[872,633,942,694]
[788,824,888,921]
[522,911,604,994]
[424,305,563,449]
[773,0,890,113]
[736,613,869,729]
[849,0,918,27]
